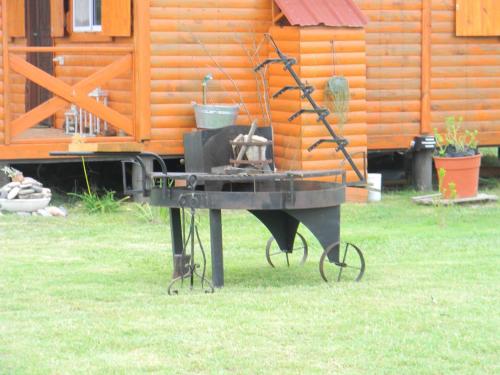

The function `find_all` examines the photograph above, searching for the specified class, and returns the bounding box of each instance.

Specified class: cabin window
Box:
[456,0,500,36]
[73,0,102,32]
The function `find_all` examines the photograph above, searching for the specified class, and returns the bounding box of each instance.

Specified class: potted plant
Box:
[433,116,480,199]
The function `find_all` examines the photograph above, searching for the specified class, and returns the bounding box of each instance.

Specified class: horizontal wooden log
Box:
[365,22,421,34]
[431,110,500,122]
[367,67,421,79]
[366,33,421,45]
[364,10,421,22]
[367,112,420,124]
[302,123,367,137]
[301,66,367,78]
[151,0,270,9]
[151,68,258,80]
[358,1,421,11]
[367,45,421,57]
[367,134,416,150]
[299,28,365,42]
[431,77,500,89]
[367,78,420,90]
[151,19,270,33]
[367,56,421,68]
[367,89,421,101]
[431,88,500,100]
[367,100,421,113]
[300,55,366,68]
[431,45,500,56]
[431,66,500,78]
[367,123,420,135]
[151,8,271,21]
[151,91,259,104]
[431,99,500,111]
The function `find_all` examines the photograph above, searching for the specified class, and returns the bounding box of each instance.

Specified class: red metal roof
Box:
[274,0,368,27]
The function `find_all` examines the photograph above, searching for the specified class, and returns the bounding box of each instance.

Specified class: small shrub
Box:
[434,116,478,157]
[69,157,128,214]
[70,190,128,214]
[132,202,169,223]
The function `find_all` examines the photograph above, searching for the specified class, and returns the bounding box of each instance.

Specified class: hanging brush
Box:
[324,41,350,133]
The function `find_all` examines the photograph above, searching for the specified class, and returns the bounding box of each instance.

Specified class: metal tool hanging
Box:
[254,34,365,183]
[167,175,214,295]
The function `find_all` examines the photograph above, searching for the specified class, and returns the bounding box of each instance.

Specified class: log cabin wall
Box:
[270,26,367,182]
[355,0,500,150]
[149,0,272,155]
[299,28,367,182]
[0,0,499,160]
[3,6,27,130]
[0,4,3,144]
[355,0,423,150]
[430,0,500,146]
[0,0,135,146]
[268,26,302,171]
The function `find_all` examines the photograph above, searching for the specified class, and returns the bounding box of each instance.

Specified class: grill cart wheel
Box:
[265,232,308,268]
[319,242,365,282]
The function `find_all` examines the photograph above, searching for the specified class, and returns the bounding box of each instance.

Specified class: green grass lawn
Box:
[1,188,499,374]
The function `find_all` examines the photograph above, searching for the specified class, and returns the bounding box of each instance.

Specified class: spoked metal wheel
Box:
[319,242,365,282]
[265,232,308,268]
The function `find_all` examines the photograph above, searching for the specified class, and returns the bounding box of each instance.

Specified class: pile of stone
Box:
[0,177,52,200]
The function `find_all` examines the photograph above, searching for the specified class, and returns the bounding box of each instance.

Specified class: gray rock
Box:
[32,185,44,193]
[16,211,31,217]
[4,182,20,189]
[0,190,7,199]
[58,206,68,216]
[18,194,41,200]
[22,177,42,186]
[29,193,44,199]
[37,209,52,217]
[19,188,35,195]
[7,187,20,200]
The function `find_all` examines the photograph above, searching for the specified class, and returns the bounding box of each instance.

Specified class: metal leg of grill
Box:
[209,209,224,288]
[170,208,187,278]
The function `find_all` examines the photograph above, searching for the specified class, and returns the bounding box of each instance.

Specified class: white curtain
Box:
[74,0,91,28]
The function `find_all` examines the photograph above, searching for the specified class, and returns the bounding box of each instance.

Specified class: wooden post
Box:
[133,0,151,141]
[412,149,433,191]
[420,0,431,135]
[2,0,11,145]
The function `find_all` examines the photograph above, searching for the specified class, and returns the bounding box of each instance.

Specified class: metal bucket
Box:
[192,103,240,129]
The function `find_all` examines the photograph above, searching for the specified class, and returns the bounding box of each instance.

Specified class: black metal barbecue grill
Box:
[50,36,368,294]
[52,124,365,294]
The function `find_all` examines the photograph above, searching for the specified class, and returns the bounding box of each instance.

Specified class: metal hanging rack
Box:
[255,34,366,183]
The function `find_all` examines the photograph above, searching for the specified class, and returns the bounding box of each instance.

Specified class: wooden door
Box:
[25,0,54,126]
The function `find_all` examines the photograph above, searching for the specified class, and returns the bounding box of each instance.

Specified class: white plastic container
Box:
[367,173,382,202]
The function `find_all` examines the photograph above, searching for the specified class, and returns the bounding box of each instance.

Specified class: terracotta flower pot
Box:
[434,154,481,199]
